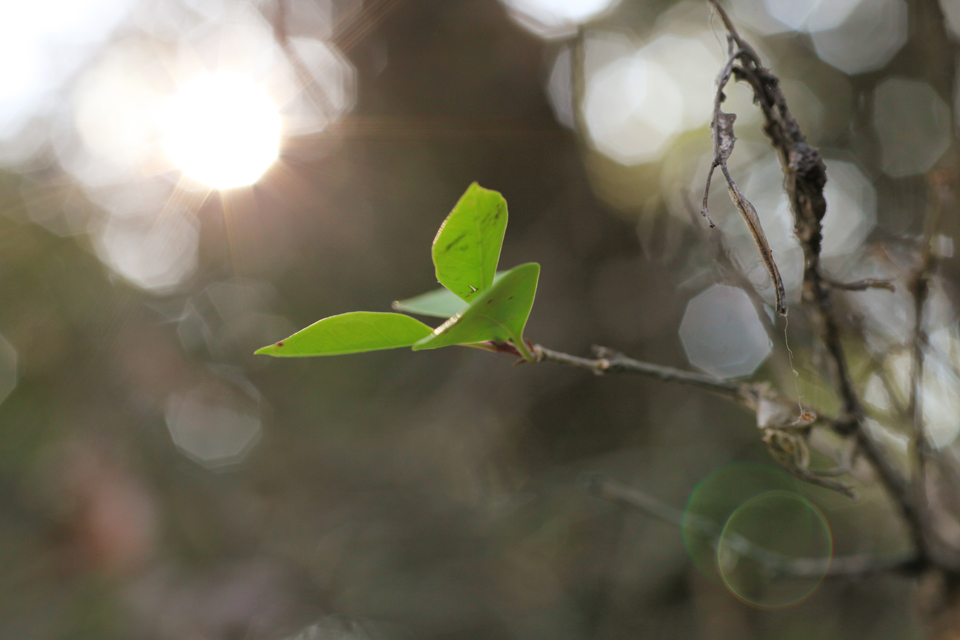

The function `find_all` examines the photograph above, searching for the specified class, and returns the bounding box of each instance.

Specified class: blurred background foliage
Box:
[1,0,958,637]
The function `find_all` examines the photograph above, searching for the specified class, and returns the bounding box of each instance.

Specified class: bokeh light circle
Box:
[718,490,832,608]
[159,72,281,189]
[679,285,772,379]
[682,462,796,580]
[502,0,620,39]
[583,55,684,165]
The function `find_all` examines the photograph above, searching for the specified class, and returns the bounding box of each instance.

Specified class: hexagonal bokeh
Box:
[73,38,165,178]
[764,0,861,32]
[0,333,18,406]
[820,160,877,257]
[0,0,134,157]
[874,78,951,178]
[164,368,263,469]
[501,0,620,39]
[584,54,683,165]
[679,285,772,379]
[921,351,960,449]
[810,0,907,75]
[177,278,296,362]
[84,178,175,221]
[639,34,726,131]
[582,22,732,166]
[278,37,356,137]
[944,0,960,39]
[547,47,575,129]
[94,206,199,293]
[728,0,793,35]
[845,260,913,350]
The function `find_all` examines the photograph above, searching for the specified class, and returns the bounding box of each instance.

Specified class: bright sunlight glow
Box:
[160,72,281,189]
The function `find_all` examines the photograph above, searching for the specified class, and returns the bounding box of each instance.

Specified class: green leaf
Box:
[255,312,433,357]
[432,183,508,303]
[412,263,539,353]
[392,272,507,318]
[392,286,466,318]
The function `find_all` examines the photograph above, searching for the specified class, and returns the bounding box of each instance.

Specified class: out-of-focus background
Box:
[1,0,958,637]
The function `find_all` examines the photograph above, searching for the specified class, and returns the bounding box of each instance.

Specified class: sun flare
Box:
[160,72,281,189]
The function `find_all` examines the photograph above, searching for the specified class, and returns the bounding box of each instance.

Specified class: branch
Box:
[821,275,896,292]
[532,344,751,402]
[909,173,950,491]
[707,0,927,565]
[533,341,863,496]
[583,475,920,578]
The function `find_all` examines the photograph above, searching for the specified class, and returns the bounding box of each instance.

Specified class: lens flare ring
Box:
[718,490,833,609]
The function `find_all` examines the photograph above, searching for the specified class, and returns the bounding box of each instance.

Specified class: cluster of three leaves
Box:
[255,183,540,359]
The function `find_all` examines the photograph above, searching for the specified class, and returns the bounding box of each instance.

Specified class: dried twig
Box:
[533,344,751,402]
[706,0,929,565]
[821,275,896,292]
[701,39,786,315]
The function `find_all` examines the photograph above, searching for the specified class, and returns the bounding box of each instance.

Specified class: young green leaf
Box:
[391,286,466,318]
[432,183,507,303]
[256,312,433,357]
[412,263,539,353]
[392,272,507,318]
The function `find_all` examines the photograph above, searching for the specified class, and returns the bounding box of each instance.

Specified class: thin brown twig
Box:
[534,341,836,425]
[822,275,896,292]
[532,344,752,402]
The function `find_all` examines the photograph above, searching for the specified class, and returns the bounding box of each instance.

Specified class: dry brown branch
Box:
[701,41,786,315]
[706,0,931,566]
[822,276,896,292]
[532,344,751,402]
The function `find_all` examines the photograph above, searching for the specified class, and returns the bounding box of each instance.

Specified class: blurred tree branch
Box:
[585,474,921,578]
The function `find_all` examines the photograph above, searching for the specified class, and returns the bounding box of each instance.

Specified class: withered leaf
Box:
[701,55,787,316]
[721,165,787,316]
[714,110,737,163]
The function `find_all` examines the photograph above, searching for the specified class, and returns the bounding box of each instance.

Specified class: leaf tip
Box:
[255,340,285,356]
